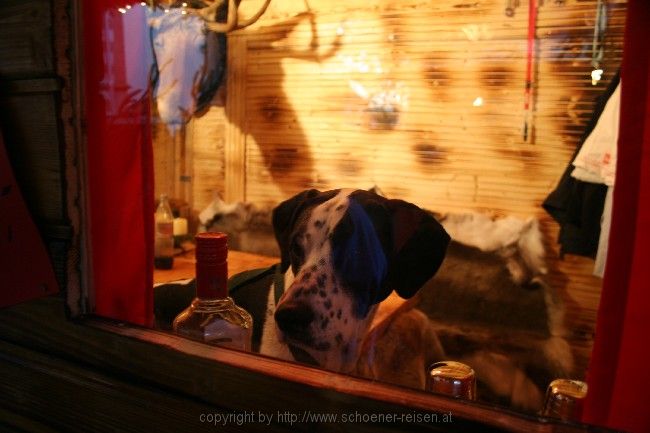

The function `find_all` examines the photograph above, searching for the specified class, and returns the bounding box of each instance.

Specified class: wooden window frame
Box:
[48,1,612,431]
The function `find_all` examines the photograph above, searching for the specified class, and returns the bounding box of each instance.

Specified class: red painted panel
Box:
[0,133,59,307]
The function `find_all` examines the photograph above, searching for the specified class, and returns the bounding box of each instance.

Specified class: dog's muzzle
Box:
[275,300,331,366]
[274,301,314,341]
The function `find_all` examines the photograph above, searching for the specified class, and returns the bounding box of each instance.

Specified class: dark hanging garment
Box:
[543,71,620,258]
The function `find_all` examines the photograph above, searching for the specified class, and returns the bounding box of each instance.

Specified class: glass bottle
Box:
[542,379,588,421]
[154,194,174,270]
[172,232,253,351]
[426,361,477,400]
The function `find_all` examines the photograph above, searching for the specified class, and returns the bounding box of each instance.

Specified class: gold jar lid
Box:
[542,379,588,420]
[427,361,476,400]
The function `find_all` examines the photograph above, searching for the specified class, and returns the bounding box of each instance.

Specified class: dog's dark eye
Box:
[289,236,305,271]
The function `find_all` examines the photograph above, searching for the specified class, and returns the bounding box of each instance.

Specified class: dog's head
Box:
[271,189,450,372]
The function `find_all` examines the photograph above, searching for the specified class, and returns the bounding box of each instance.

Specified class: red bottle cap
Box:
[195,232,228,299]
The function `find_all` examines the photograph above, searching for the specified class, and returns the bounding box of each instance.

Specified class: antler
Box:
[191,0,272,32]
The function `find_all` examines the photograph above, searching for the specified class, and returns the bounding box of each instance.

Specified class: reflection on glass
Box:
[123,0,628,420]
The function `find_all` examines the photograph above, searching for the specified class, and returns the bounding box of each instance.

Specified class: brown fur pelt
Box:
[417,212,573,412]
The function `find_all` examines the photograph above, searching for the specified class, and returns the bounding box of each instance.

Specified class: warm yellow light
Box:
[591,69,604,86]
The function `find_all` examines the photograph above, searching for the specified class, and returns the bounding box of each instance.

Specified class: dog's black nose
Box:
[275,301,315,336]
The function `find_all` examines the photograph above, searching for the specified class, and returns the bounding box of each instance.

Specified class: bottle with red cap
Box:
[172,232,253,351]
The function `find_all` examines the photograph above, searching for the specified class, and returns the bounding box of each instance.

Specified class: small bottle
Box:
[542,379,588,421]
[426,361,477,400]
[173,232,253,350]
[154,194,174,270]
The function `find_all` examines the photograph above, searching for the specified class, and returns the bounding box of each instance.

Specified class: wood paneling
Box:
[0,0,54,77]
[0,0,73,292]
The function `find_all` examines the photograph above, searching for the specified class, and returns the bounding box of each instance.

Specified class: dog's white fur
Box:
[261,189,380,373]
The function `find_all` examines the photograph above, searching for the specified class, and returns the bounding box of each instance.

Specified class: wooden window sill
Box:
[0,295,602,432]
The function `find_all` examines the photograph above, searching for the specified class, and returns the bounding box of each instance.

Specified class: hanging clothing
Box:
[149,7,226,132]
[571,80,620,186]
[542,71,620,258]
[593,185,614,277]
[571,80,620,276]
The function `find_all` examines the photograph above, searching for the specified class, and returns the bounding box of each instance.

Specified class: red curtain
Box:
[583,1,650,432]
[82,1,154,326]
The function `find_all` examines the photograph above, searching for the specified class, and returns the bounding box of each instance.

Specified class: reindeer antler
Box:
[190,0,272,32]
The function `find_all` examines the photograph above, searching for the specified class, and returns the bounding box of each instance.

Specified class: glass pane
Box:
[88,0,626,422]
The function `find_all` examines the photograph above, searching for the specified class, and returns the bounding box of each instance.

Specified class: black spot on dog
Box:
[342,344,349,356]
[324,299,332,310]
[318,290,326,298]
[335,204,345,211]
[314,220,324,229]
[317,274,327,288]
[295,288,303,297]
[330,311,335,318]
[335,333,343,345]
[337,309,342,319]
[318,258,326,267]
[303,272,312,280]
[316,341,331,351]
[309,285,318,294]
[311,265,318,272]
[321,318,329,330]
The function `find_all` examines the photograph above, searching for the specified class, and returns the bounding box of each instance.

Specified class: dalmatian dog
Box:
[258,188,450,374]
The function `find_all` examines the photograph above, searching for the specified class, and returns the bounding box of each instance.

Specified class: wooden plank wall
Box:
[156,0,627,378]
[0,0,74,291]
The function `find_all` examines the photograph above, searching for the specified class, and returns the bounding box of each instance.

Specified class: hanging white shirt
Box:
[571,80,621,187]
[570,80,620,277]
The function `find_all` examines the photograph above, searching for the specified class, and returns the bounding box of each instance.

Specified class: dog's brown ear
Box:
[385,200,450,299]
[272,189,321,271]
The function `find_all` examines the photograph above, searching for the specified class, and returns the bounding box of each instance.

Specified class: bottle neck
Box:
[196,256,228,299]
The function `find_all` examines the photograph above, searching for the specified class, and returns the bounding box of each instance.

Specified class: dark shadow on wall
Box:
[236,11,341,193]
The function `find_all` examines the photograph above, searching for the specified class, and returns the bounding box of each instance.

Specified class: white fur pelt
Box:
[419,211,574,412]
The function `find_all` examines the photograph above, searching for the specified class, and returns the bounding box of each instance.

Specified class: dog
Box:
[256,188,450,374]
